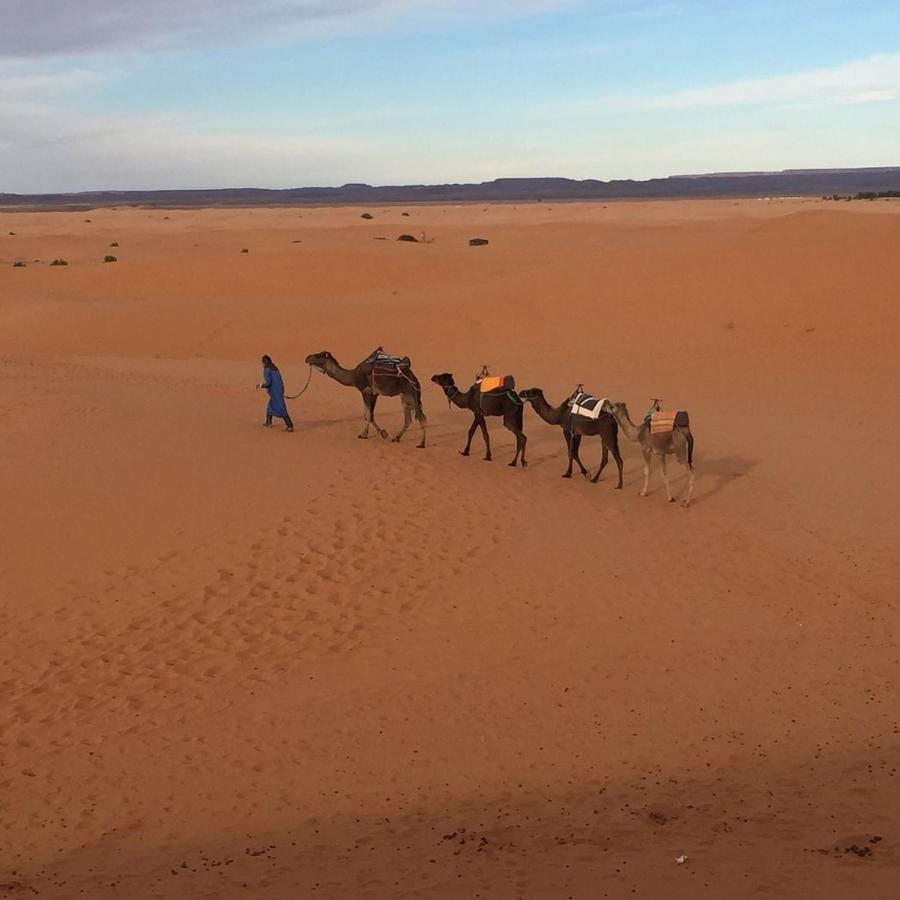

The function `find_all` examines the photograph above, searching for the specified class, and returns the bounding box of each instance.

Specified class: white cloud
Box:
[594,53,900,110]
[0,0,570,57]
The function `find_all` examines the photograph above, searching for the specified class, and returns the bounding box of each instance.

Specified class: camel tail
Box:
[686,430,694,469]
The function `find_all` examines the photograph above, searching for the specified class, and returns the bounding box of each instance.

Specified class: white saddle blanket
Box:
[569,392,608,420]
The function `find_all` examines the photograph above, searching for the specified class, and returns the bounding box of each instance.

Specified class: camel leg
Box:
[460,417,478,457]
[369,394,389,440]
[660,453,675,503]
[562,431,576,478]
[393,397,413,443]
[573,434,590,478]
[503,409,527,467]
[478,416,492,461]
[591,442,609,484]
[675,441,695,507]
[640,447,651,497]
[680,460,695,508]
[612,438,624,489]
[359,392,373,439]
[415,401,427,449]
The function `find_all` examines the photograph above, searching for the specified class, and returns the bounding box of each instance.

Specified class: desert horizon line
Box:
[3,165,900,207]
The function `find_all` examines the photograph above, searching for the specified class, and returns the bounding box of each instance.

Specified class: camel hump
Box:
[569,392,607,420]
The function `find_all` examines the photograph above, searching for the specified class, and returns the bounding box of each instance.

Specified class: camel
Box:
[430,372,527,467]
[305,350,427,447]
[601,400,695,506]
[519,388,623,487]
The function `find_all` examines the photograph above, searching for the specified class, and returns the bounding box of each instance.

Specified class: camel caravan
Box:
[303,347,695,507]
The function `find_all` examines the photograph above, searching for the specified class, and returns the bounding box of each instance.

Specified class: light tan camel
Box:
[601,400,695,507]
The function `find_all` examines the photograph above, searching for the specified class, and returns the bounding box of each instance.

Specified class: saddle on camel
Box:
[643,399,690,434]
[568,387,609,421]
[474,366,517,405]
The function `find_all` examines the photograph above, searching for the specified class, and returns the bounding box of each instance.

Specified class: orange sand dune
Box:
[1,199,898,898]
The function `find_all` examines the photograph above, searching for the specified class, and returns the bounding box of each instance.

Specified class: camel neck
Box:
[445,384,470,407]
[615,408,643,442]
[530,395,565,425]
[324,359,355,386]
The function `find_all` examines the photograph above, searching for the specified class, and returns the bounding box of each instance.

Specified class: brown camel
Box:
[519,387,623,487]
[430,372,527,467]
[601,400,695,506]
[305,350,427,447]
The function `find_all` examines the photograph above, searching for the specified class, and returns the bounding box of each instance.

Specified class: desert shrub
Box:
[360,212,374,220]
[110,241,119,247]
[50,258,68,266]
[241,248,249,253]
[104,255,118,263]
[12,260,25,267]
[397,234,418,242]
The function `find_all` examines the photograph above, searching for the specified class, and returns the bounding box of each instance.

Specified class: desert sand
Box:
[1,199,898,898]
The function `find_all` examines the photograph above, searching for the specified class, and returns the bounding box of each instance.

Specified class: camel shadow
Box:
[690,454,758,505]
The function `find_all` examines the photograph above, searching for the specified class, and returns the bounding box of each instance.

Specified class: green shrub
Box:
[50,258,68,266]
[104,255,118,263]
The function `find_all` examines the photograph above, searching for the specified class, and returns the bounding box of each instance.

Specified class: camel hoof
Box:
[391,436,401,443]
[562,473,572,479]
[615,485,623,490]
[667,497,676,503]
[638,491,647,497]
[458,449,470,457]
[483,456,492,462]
[357,434,368,440]
[379,431,388,440]
[416,443,426,449]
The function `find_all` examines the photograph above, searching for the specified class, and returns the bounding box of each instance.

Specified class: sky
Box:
[2,0,899,192]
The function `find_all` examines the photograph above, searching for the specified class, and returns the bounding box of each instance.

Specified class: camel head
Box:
[518,387,544,404]
[430,372,456,389]
[305,351,335,372]
[602,399,626,418]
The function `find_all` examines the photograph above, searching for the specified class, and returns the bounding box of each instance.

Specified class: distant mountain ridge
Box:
[2,167,899,209]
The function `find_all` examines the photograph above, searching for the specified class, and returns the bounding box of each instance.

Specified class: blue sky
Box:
[2,0,899,192]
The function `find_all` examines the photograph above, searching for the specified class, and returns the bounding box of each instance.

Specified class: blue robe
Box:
[262,367,289,418]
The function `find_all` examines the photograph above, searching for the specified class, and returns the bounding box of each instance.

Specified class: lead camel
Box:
[305,350,427,447]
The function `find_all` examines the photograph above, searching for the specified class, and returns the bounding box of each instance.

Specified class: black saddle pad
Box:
[360,349,411,370]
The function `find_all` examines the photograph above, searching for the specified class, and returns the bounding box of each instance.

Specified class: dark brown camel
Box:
[305,350,427,447]
[430,372,527,467]
[519,387,623,487]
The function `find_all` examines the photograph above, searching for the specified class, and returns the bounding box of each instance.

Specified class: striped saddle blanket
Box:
[569,392,608,421]
[478,374,515,394]
[649,410,690,434]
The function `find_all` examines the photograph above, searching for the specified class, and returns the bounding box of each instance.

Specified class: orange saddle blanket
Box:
[478,375,515,393]
[649,410,689,434]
